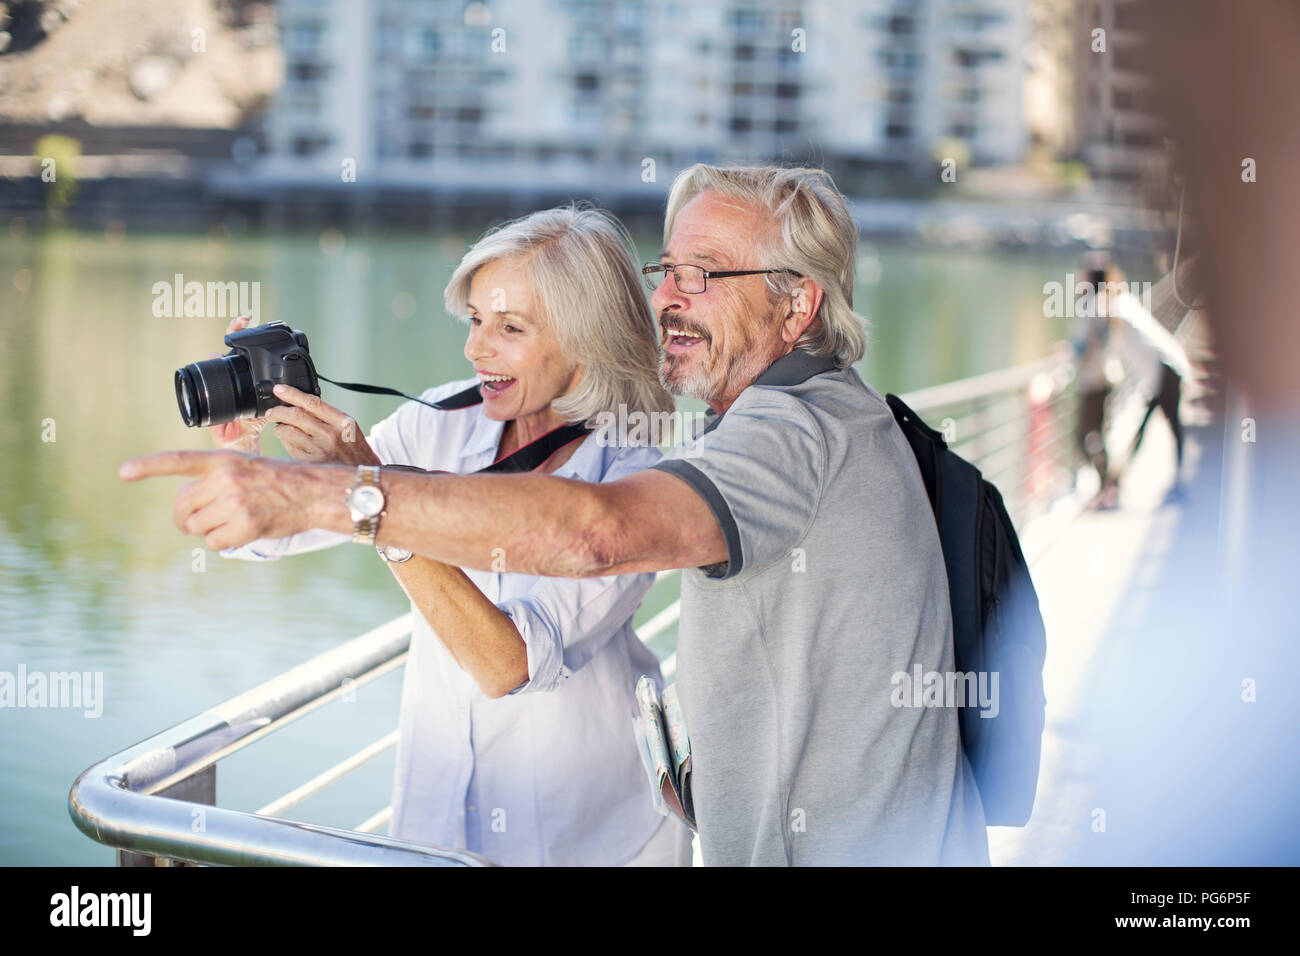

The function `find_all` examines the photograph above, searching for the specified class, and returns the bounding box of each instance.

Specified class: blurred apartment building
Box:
[1073,0,1168,191]
[240,0,1031,198]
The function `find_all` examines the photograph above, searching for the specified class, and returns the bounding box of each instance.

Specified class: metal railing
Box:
[69,349,1097,867]
[900,349,1084,532]
[69,615,492,866]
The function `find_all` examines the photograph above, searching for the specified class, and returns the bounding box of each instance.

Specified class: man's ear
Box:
[781,277,824,345]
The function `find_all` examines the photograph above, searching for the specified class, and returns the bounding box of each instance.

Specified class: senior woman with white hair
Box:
[215,205,691,866]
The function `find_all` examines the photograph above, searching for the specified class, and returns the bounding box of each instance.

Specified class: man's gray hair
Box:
[445,203,674,426]
[663,164,868,367]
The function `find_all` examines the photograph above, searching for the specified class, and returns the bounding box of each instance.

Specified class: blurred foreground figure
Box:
[1099,0,1300,863]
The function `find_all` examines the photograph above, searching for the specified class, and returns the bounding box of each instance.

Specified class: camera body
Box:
[222,321,319,412]
[175,321,321,428]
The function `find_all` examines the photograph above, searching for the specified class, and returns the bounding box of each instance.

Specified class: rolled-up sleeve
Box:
[220,527,352,562]
[499,568,656,694]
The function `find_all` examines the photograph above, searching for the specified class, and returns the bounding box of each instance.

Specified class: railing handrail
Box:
[898,353,1066,414]
[69,614,492,866]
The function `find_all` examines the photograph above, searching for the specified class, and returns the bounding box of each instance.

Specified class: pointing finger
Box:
[118,450,236,481]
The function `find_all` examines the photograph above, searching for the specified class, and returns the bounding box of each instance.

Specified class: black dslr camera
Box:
[174,321,320,427]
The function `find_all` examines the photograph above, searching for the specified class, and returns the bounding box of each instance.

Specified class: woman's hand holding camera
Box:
[264,384,382,468]
[207,316,268,454]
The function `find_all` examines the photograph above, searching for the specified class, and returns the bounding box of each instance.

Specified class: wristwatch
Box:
[377,543,413,563]
[344,465,386,545]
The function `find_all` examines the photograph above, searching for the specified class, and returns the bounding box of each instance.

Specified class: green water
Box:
[0,225,1098,863]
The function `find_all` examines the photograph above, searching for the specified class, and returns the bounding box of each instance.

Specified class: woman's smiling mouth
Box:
[477,371,518,396]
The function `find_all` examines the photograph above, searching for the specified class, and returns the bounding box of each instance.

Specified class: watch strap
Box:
[349,465,383,545]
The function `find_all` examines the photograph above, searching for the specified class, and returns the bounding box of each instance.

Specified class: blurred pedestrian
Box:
[1071,265,1122,508]
[1104,265,1194,493]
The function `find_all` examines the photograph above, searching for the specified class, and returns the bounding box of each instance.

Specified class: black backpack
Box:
[885,393,1047,827]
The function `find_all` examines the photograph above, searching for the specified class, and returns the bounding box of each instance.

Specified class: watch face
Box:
[350,484,385,518]
[382,546,413,562]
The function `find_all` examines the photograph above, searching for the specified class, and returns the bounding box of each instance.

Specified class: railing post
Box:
[1026,374,1053,507]
[117,764,215,867]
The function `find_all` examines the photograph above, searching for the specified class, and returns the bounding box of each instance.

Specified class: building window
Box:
[290,62,328,82]
[1115,5,1144,30]
[1113,49,1147,73]
[881,50,920,70]
[571,33,604,60]
[952,12,1006,31]
[291,134,329,156]
[284,23,323,55]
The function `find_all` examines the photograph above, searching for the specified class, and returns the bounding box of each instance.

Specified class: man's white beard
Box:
[658,341,774,405]
[658,351,714,401]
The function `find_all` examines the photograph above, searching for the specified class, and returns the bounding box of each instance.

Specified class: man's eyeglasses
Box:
[642,262,803,294]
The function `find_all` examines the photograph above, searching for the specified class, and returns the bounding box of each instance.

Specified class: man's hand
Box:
[264,384,382,467]
[117,450,343,550]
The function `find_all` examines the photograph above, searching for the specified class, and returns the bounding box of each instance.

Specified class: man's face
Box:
[651,191,790,412]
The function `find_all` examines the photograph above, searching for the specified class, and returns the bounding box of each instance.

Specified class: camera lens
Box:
[175,368,199,426]
[174,353,256,427]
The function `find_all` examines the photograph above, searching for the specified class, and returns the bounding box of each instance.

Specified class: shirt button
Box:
[468,805,477,814]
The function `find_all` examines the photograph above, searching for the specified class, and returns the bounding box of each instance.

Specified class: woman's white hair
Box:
[663,164,868,367]
[444,203,674,426]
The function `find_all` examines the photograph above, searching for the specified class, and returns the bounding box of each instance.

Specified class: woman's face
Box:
[462,257,582,422]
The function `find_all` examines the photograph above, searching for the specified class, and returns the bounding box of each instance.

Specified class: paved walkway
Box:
[992,389,1300,865]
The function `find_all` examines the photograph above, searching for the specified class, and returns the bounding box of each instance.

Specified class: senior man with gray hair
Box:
[121,164,990,866]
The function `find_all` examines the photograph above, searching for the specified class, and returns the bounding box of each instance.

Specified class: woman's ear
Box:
[564,360,586,395]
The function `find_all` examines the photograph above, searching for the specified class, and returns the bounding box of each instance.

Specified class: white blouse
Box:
[222,377,666,865]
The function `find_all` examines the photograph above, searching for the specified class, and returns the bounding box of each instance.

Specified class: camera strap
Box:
[316,374,478,411]
[317,374,591,474]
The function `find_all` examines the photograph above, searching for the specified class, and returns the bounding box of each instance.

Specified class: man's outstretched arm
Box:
[118,451,727,578]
